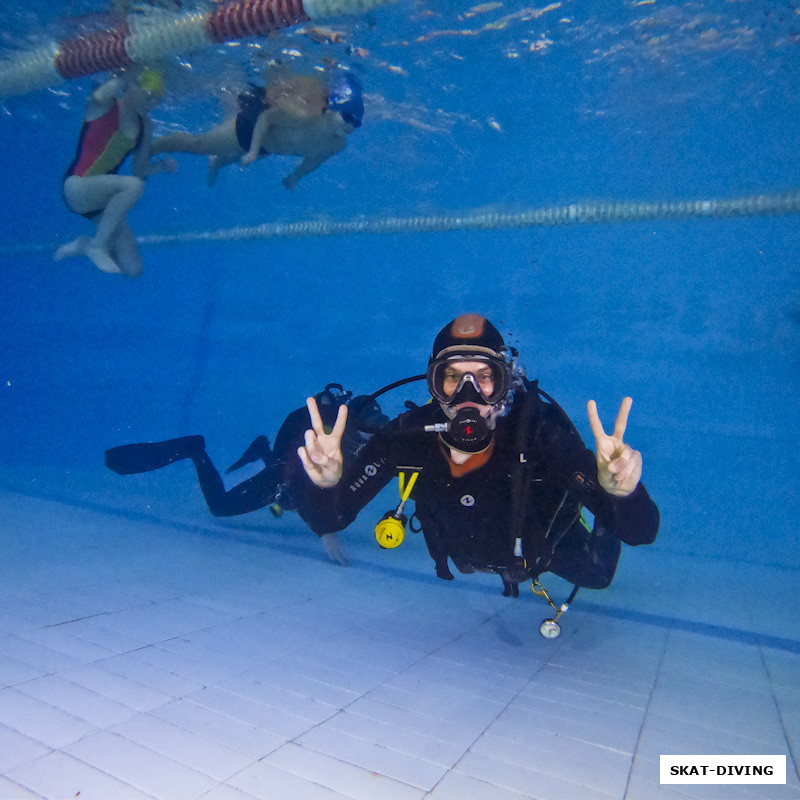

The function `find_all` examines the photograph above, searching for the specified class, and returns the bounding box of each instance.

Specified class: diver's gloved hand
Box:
[321,533,349,566]
[435,561,454,581]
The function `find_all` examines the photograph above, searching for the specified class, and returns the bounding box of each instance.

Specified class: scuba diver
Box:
[295,314,660,635]
[105,385,387,565]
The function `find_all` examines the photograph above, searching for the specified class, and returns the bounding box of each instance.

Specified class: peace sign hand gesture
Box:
[297,397,348,488]
[587,397,643,497]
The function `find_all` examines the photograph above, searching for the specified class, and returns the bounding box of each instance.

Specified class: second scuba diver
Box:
[105,385,387,565]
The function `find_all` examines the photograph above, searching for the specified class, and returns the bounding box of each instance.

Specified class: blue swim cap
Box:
[328,72,363,128]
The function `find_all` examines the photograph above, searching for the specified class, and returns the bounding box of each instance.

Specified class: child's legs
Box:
[152,118,242,160]
[111,222,144,277]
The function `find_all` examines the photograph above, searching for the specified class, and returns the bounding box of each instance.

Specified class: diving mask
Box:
[426,349,512,407]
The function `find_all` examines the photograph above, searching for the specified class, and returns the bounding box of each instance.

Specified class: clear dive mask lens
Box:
[426,353,510,406]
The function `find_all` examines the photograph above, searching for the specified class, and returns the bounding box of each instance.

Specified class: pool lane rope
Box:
[0,0,395,98]
[134,188,800,246]
[4,188,799,255]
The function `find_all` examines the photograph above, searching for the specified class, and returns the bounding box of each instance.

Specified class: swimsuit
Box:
[64,101,144,218]
[234,87,270,153]
[66,102,142,178]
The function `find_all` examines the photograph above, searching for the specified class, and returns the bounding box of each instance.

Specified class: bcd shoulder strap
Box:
[508,378,584,574]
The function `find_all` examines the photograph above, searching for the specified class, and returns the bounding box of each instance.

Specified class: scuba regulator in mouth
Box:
[424,406,492,453]
[426,370,499,453]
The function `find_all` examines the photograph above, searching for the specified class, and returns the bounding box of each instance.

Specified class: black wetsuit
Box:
[296,387,659,583]
[105,388,386,522]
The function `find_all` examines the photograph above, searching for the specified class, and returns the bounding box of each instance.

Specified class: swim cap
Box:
[328,72,363,128]
[138,68,164,97]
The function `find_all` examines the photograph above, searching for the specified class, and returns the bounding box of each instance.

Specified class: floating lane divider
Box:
[134,188,800,246]
[3,189,799,256]
[0,0,397,98]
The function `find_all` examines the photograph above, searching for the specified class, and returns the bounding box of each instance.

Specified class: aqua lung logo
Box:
[461,495,475,507]
[349,459,384,491]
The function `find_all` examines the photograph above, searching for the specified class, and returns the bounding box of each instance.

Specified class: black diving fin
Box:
[226,435,272,473]
[105,435,206,475]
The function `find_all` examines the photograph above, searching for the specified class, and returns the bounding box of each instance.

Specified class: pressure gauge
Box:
[539,618,561,639]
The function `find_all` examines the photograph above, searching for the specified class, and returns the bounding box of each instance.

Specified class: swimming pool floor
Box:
[0,473,798,800]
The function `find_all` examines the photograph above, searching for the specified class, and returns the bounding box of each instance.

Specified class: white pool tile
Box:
[6,750,152,800]
[187,685,322,738]
[297,723,449,790]
[0,774,45,799]
[537,656,658,698]
[0,635,82,675]
[212,672,344,722]
[82,603,208,644]
[109,711,253,780]
[96,651,206,697]
[196,784,262,800]
[291,645,397,680]
[490,703,644,755]
[317,631,428,673]
[57,663,173,711]
[524,664,652,709]
[472,730,632,796]
[635,712,792,761]
[408,653,531,693]
[516,680,647,718]
[15,674,137,728]
[226,759,357,800]
[429,641,547,683]
[235,661,362,707]
[385,664,522,706]
[344,696,479,749]
[427,770,539,799]
[265,742,427,800]
[15,625,117,663]
[64,730,217,799]
[150,697,286,758]
[0,723,51,773]
[365,683,507,730]
[320,709,468,765]
[49,617,150,654]
[456,750,618,800]
[646,675,783,741]
[263,652,392,695]
[0,688,97,749]
[145,636,257,682]
[0,652,46,688]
